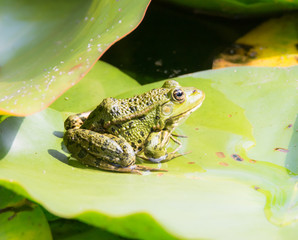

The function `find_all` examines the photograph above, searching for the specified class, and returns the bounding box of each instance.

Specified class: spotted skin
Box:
[64,129,135,167]
[64,112,91,130]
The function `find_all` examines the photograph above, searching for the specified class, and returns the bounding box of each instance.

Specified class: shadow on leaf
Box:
[0,117,24,160]
[48,149,68,164]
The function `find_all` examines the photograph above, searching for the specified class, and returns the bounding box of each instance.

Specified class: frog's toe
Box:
[138,154,168,163]
[163,151,191,162]
[110,165,166,175]
[121,166,143,175]
[135,165,168,172]
[171,133,188,138]
[101,165,143,175]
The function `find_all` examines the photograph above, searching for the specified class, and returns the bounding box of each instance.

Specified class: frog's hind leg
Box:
[64,128,166,174]
[64,111,91,130]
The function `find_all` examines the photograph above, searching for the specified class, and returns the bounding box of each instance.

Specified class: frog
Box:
[63,80,205,174]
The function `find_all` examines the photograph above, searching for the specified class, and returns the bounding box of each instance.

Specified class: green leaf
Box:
[0,187,52,240]
[0,0,150,116]
[0,63,297,239]
[49,219,125,240]
[0,115,9,124]
[159,0,298,18]
[50,61,140,113]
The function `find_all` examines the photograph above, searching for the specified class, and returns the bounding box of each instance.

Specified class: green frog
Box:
[63,80,205,174]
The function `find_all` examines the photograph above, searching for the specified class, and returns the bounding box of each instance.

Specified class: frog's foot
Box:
[138,154,168,163]
[163,151,192,162]
[139,132,190,163]
[64,111,91,130]
[170,135,182,153]
[95,161,142,174]
[139,151,191,163]
[98,162,166,174]
[135,165,168,172]
[171,133,188,138]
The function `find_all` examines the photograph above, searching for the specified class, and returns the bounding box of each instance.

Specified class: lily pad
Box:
[213,14,298,68]
[0,187,52,240]
[0,0,150,116]
[0,63,297,239]
[49,219,124,240]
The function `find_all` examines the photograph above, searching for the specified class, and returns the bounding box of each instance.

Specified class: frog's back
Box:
[82,88,170,131]
[108,88,170,120]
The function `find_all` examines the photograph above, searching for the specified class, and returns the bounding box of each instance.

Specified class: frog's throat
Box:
[166,101,203,127]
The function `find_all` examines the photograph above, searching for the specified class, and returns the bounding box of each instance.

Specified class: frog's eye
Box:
[172,89,185,102]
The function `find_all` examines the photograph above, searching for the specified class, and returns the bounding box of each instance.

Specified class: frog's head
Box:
[160,80,205,129]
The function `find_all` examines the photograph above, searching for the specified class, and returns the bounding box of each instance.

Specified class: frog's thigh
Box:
[64,129,135,169]
[143,131,171,161]
[64,111,91,130]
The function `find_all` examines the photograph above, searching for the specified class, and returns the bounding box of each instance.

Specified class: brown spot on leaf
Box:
[254,186,260,190]
[188,162,195,164]
[249,159,256,163]
[216,152,225,158]
[191,176,200,180]
[231,154,244,161]
[287,124,293,128]
[228,114,232,118]
[274,147,289,153]
[219,161,229,166]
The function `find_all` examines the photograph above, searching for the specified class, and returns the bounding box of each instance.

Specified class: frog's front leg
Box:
[139,131,189,163]
[64,111,91,130]
[64,129,165,174]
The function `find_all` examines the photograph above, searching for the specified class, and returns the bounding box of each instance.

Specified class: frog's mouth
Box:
[166,101,203,128]
[174,101,203,119]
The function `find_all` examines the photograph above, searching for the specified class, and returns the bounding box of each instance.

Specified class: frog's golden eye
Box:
[162,103,173,116]
[172,89,185,102]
